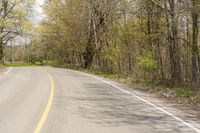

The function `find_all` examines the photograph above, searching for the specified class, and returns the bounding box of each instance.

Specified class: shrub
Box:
[138,52,158,71]
[174,87,193,97]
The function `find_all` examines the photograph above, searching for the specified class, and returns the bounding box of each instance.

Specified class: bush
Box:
[35,61,43,65]
[138,52,157,71]
[174,87,193,97]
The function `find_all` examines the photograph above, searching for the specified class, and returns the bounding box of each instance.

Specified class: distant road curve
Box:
[0,67,199,133]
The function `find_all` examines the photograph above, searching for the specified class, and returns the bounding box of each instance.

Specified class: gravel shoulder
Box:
[0,64,6,74]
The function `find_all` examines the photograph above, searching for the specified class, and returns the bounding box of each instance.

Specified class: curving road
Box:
[0,67,200,133]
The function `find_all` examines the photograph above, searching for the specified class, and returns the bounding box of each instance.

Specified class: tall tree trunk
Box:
[0,40,3,62]
[168,0,182,84]
[84,6,95,69]
[191,0,199,83]
[146,1,152,47]
[84,32,95,68]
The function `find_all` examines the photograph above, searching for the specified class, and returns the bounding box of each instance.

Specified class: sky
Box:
[14,0,45,45]
[33,0,45,23]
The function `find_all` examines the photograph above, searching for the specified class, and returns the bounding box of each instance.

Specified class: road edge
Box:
[67,68,200,133]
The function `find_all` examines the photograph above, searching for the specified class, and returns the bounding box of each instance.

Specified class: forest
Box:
[1,0,200,90]
[0,0,34,63]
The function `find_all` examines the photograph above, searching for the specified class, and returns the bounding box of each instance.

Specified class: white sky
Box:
[7,0,45,45]
[33,0,45,23]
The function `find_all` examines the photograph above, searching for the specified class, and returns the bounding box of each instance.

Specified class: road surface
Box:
[0,67,200,133]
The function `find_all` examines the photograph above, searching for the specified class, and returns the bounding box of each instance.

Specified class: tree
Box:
[32,0,200,89]
[0,0,25,61]
[191,0,200,84]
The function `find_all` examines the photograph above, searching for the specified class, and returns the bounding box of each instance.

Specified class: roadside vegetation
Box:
[3,63,40,67]
[30,0,200,90]
[1,0,200,106]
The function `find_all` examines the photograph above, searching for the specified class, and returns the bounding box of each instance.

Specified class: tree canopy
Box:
[3,0,200,89]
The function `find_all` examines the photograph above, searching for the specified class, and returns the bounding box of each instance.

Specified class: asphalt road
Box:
[0,67,200,133]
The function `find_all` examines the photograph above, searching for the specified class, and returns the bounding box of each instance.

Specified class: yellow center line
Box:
[34,72,54,133]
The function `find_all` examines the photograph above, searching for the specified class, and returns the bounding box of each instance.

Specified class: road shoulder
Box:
[0,64,6,75]
[70,68,200,125]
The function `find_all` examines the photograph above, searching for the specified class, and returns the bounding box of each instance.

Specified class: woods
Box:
[0,0,33,62]
[2,0,200,90]
[30,0,200,89]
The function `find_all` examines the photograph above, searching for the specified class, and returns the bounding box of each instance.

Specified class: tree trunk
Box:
[146,1,152,46]
[168,0,182,84]
[84,36,95,69]
[0,41,3,62]
[191,0,199,83]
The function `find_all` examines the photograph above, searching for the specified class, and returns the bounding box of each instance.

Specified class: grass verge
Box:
[4,63,41,67]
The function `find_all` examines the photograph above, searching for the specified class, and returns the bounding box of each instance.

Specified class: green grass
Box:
[174,87,193,97]
[4,63,41,67]
[45,61,57,66]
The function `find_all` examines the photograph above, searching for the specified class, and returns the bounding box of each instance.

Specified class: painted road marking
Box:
[34,72,54,133]
[67,69,200,133]
[4,67,12,74]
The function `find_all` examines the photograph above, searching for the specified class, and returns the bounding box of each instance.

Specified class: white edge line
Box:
[67,69,200,133]
[3,67,12,74]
